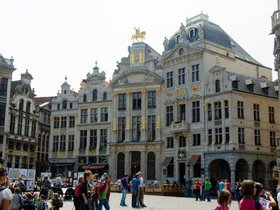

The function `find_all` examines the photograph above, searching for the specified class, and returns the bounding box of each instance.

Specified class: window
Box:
[224,100,229,119]
[147,115,155,141]
[118,93,126,110]
[81,109,88,123]
[68,135,74,151]
[132,92,141,109]
[237,101,244,119]
[167,137,174,148]
[215,128,222,144]
[24,117,30,136]
[54,117,59,128]
[10,114,15,134]
[193,134,201,146]
[17,116,23,135]
[238,127,245,144]
[19,99,24,112]
[207,103,212,121]
[62,100,67,109]
[60,135,66,151]
[208,129,212,145]
[270,131,276,147]
[215,80,220,93]
[26,101,31,113]
[90,130,97,148]
[269,106,275,123]
[178,68,185,85]
[92,89,98,101]
[176,34,180,43]
[101,107,108,122]
[57,104,60,110]
[232,81,238,89]
[192,101,200,123]
[61,116,67,128]
[253,104,260,121]
[247,84,254,92]
[166,72,173,88]
[53,136,59,152]
[189,28,198,38]
[83,94,87,102]
[16,142,21,150]
[80,130,87,149]
[70,103,73,109]
[69,116,75,127]
[90,108,98,123]
[100,129,107,147]
[103,92,107,101]
[166,105,173,126]
[0,78,8,96]
[148,91,156,108]
[147,152,156,180]
[118,117,126,142]
[132,116,141,141]
[31,120,36,138]
[225,127,230,143]
[179,104,186,122]
[179,136,186,147]
[214,102,222,120]
[191,64,200,82]
[254,130,261,145]
[0,104,5,128]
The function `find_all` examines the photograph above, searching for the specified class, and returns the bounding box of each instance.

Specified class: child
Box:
[240,179,263,210]
[215,189,231,210]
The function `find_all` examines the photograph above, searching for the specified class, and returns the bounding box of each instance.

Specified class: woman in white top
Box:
[0,167,13,210]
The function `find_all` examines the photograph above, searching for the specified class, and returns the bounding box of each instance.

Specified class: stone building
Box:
[7,70,38,169]
[0,53,15,165]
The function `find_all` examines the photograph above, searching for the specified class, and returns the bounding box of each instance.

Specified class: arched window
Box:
[176,34,180,43]
[103,92,107,101]
[62,100,67,109]
[92,89,98,101]
[215,80,220,93]
[117,152,125,179]
[188,28,198,38]
[19,99,24,112]
[147,152,155,180]
[83,94,87,102]
[26,101,31,113]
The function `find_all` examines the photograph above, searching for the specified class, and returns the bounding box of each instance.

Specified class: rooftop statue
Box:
[131,27,146,42]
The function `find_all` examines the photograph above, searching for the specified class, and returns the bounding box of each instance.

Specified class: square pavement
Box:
[61,192,239,210]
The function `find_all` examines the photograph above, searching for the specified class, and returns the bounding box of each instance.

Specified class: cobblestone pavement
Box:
[61,192,239,210]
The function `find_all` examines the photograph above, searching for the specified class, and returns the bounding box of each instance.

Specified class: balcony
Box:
[170,121,189,134]
[272,10,280,32]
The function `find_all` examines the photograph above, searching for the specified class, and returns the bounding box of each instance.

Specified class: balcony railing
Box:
[170,121,189,134]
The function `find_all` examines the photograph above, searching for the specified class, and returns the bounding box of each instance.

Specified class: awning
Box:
[82,164,107,170]
[187,155,200,165]
[162,157,173,165]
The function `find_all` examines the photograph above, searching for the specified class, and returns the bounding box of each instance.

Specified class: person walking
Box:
[0,167,13,209]
[120,174,129,207]
[204,178,212,202]
[131,173,140,208]
[97,175,111,210]
[55,174,63,188]
[137,171,146,207]
[218,179,225,198]
[81,170,92,210]
[194,179,201,201]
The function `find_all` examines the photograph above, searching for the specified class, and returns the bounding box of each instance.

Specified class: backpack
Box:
[53,198,63,208]
[74,182,83,198]
[40,201,49,210]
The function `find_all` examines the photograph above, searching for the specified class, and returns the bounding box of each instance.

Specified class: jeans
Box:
[195,189,200,201]
[97,199,110,210]
[132,190,138,208]
[204,190,211,201]
[120,189,128,206]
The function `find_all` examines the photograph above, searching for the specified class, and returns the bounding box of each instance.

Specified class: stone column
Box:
[125,151,130,174]
[140,90,147,142]
[155,151,161,180]
[230,168,235,188]
[111,93,118,143]
[155,89,161,141]
[140,151,147,180]
[248,164,253,180]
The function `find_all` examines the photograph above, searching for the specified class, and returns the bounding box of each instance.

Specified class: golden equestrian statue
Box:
[131,27,146,42]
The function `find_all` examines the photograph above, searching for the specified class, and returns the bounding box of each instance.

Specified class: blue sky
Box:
[0,0,276,96]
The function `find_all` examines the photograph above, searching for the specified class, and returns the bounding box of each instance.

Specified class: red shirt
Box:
[225,182,231,191]
[194,181,201,189]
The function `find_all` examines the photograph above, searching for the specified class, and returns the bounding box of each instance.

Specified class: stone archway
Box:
[208,159,230,181]
[235,159,248,181]
[252,160,266,184]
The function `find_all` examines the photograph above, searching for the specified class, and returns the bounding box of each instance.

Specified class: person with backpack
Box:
[50,193,63,210]
[81,171,92,210]
[97,174,111,210]
[74,175,84,210]
[22,192,36,210]
[39,195,49,210]
[10,187,23,210]
[40,176,51,199]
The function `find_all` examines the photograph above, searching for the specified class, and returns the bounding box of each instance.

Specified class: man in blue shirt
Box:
[120,174,129,206]
[131,173,140,208]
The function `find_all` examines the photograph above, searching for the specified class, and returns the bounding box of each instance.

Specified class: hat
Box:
[0,168,7,176]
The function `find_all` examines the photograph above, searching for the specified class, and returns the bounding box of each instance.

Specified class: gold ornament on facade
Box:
[139,50,145,64]
[177,87,185,97]
[112,118,117,131]
[141,116,146,129]
[191,85,202,92]
[131,27,146,42]
[130,53,135,64]
[156,116,161,128]
[166,92,174,97]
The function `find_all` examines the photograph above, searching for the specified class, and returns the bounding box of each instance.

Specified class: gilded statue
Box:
[131,27,146,42]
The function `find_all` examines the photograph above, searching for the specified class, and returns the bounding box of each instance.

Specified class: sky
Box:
[0,0,277,97]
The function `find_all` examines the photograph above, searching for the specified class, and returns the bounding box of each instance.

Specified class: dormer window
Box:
[176,34,180,43]
[62,100,67,109]
[188,28,198,38]
[92,89,98,101]
[215,80,220,93]
[83,94,87,102]
[64,90,67,94]
[103,92,107,101]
